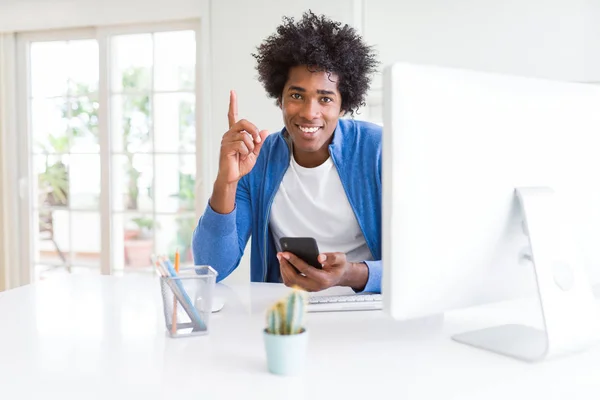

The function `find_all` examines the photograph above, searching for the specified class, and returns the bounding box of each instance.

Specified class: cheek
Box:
[324,110,341,124]
[282,103,300,117]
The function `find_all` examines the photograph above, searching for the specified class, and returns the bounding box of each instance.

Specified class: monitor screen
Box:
[382,62,600,322]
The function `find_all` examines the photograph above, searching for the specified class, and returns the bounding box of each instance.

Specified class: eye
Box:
[321,97,333,103]
[291,93,302,100]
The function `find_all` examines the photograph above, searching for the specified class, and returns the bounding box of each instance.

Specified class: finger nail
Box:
[277,254,281,261]
[282,253,290,260]
[318,255,327,263]
[256,135,261,143]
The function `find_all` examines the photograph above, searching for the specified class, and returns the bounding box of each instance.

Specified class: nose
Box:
[299,98,321,120]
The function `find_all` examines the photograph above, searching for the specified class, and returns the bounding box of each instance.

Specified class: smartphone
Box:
[279,237,322,269]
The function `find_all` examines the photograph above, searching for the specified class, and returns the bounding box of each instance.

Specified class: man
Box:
[192,11,381,293]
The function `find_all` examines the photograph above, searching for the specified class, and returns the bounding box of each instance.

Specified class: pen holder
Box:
[159,265,217,338]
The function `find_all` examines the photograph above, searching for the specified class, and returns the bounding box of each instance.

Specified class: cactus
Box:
[266,288,307,335]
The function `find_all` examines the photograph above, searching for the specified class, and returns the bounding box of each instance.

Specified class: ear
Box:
[339,109,346,117]
[277,97,282,109]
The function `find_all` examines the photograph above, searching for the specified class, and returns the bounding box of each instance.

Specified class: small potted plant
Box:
[263,288,309,376]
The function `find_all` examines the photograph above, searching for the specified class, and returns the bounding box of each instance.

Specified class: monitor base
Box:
[452,324,546,362]
[453,187,600,362]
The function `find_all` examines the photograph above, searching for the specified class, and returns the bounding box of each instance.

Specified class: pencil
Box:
[171,250,180,335]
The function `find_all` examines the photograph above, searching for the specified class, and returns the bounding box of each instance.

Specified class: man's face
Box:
[280,65,344,156]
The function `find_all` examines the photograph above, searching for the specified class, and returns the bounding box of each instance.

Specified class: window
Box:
[18,22,200,281]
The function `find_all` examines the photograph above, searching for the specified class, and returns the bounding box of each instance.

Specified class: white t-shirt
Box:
[269,155,373,263]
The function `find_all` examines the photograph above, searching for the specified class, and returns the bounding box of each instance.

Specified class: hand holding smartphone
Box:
[279,237,322,269]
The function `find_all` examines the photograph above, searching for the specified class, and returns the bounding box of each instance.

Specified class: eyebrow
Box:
[288,86,337,96]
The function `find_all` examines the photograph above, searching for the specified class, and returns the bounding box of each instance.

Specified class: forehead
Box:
[285,65,340,93]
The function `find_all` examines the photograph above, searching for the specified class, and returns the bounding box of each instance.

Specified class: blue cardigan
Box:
[192,119,383,293]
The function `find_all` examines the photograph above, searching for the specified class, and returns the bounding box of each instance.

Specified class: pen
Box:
[151,255,167,277]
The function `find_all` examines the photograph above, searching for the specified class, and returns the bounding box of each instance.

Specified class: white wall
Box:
[0,0,201,32]
[584,0,600,82]
[362,0,590,123]
[0,35,8,291]
[365,0,588,83]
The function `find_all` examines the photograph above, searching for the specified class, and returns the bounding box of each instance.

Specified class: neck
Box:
[293,148,330,168]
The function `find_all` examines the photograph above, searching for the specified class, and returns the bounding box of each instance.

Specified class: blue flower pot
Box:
[263,328,309,376]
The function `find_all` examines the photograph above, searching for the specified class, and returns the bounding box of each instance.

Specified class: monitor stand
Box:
[452,187,600,362]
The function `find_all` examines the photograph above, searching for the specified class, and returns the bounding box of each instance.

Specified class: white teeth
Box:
[299,126,319,133]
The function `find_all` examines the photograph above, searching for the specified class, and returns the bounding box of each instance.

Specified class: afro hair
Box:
[252,10,379,116]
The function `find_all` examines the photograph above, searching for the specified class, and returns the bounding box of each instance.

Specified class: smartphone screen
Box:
[279,237,322,269]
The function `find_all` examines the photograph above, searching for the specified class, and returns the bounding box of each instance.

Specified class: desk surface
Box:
[0,275,599,400]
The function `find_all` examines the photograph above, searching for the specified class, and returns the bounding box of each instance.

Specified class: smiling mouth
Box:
[296,125,322,135]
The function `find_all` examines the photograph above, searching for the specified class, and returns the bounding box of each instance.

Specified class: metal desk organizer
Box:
[159,265,218,338]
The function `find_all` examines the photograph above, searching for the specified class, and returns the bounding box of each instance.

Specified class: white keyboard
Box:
[307,293,382,312]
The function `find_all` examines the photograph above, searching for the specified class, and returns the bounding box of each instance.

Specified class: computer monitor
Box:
[381,62,600,362]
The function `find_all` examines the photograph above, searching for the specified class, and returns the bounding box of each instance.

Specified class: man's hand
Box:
[210,90,269,214]
[277,251,369,292]
[217,90,269,185]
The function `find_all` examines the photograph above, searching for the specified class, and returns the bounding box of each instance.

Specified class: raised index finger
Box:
[228,90,238,128]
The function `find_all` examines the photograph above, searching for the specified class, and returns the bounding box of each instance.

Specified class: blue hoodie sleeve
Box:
[191,177,253,282]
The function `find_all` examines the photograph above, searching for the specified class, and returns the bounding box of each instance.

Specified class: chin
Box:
[291,136,323,153]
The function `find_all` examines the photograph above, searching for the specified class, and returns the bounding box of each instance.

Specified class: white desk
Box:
[0,275,599,400]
